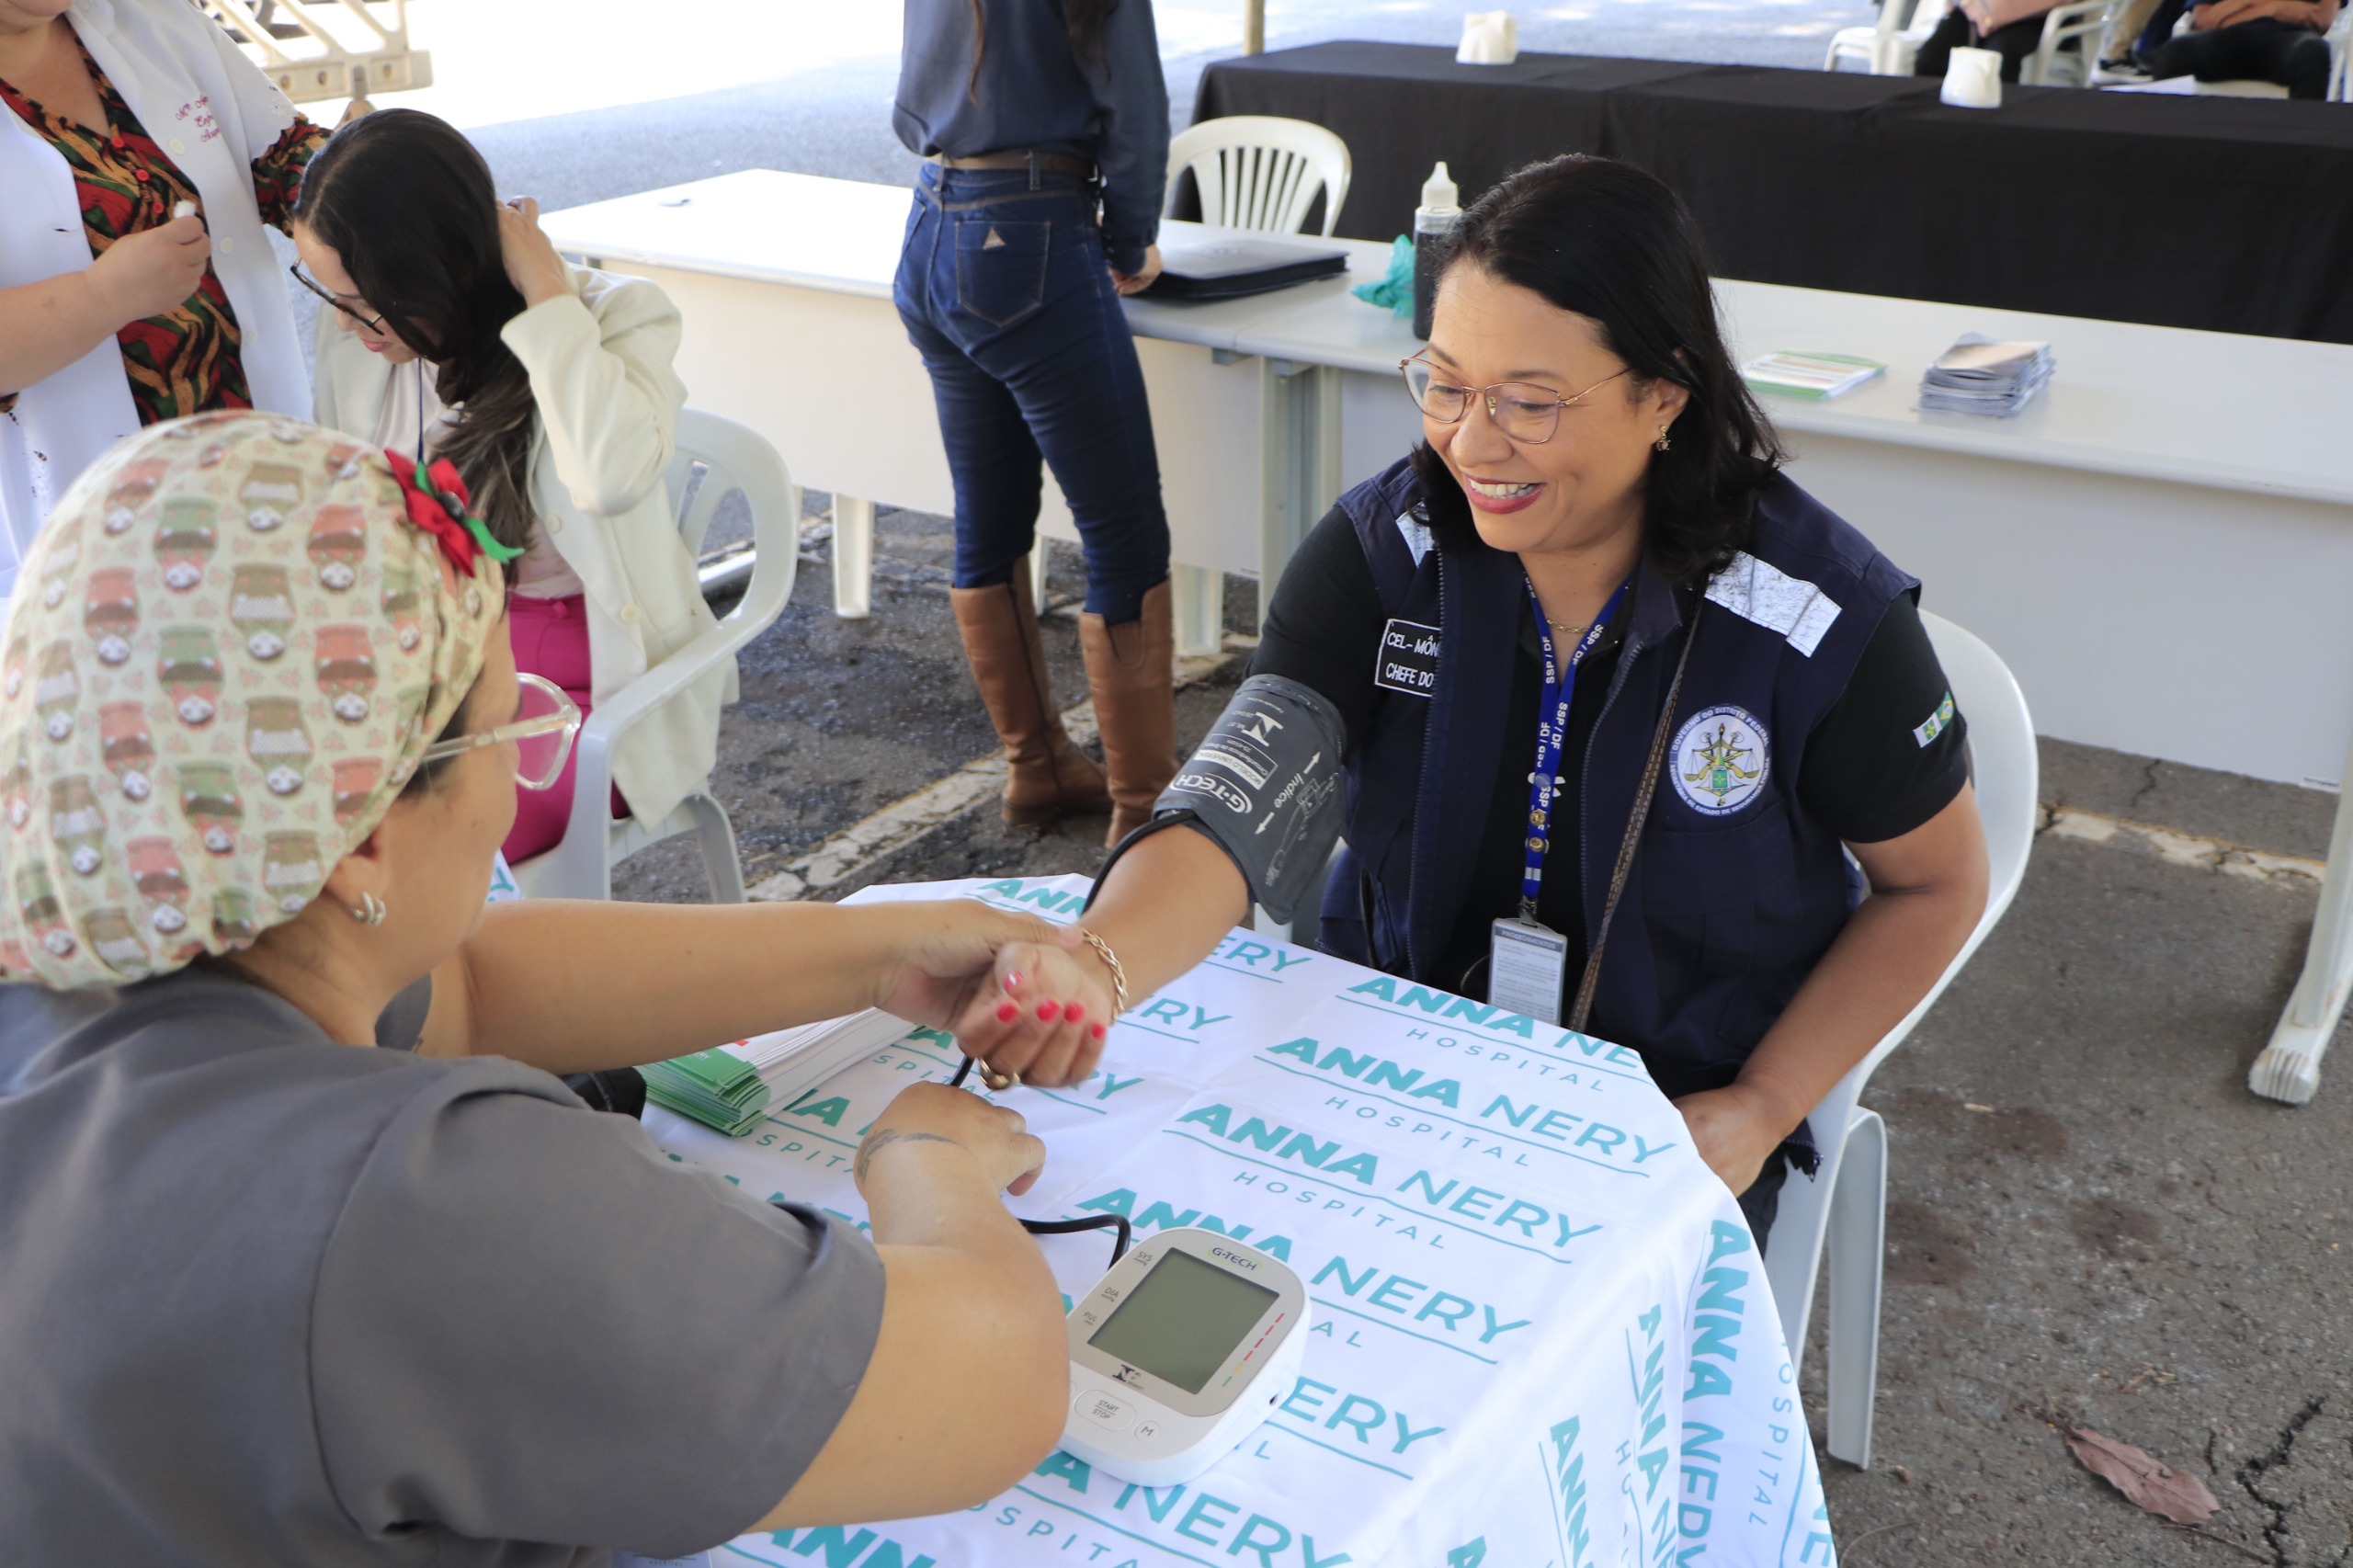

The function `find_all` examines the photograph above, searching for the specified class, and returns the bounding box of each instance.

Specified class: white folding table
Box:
[541,170,1352,655]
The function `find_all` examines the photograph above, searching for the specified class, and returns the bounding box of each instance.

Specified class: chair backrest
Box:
[1762,610,2038,1360]
[1167,116,1353,238]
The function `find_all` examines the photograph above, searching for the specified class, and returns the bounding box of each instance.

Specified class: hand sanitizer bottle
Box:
[1411,161,1461,343]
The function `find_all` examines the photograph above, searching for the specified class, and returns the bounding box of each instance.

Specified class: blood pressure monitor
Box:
[1062,1227,1310,1486]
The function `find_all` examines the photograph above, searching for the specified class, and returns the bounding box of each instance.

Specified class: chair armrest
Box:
[558,408,798,849]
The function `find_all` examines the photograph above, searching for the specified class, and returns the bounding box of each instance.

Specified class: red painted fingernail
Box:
[995,1001,1019,1022]
[1065,1002,1086,1023]
[1036,1000,1061,1022]
[1003,971,1023,992]
[1090,1023,1107,1040]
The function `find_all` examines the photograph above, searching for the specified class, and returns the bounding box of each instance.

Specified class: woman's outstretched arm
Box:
[415,897,1097,1073]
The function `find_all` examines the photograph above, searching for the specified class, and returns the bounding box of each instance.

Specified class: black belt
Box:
[930,150,1095,177]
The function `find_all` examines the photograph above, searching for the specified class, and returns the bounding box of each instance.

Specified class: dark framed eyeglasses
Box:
[288,262,387,334]
[1400,354,1632,445]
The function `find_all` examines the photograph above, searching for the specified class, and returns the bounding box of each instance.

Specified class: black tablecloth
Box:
[1193,42,2353,343]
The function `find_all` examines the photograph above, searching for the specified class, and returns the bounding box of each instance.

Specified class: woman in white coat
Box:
[0,0,327,597]
[296,108,723,865]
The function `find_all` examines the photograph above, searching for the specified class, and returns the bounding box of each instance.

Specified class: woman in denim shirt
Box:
[893,0,1176,848]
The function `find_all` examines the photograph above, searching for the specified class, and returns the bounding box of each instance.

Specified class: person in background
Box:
[298,108,719,869]
[893,0,1178,847]
[0,412,1108,1562]
[2133,0,2340,97]
[951,156,1991,1250]
[1914,0,2063,80]
[0,0,329,594]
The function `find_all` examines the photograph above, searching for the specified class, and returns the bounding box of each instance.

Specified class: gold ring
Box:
[980,1063,1021,1092]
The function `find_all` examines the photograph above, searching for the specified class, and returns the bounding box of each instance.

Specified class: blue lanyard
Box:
[1521,576,1630,920]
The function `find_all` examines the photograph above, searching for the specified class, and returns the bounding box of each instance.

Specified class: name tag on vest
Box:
[1374,618,1440,697]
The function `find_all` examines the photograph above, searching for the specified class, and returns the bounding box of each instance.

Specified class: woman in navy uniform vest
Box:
[959,156,1989,1245]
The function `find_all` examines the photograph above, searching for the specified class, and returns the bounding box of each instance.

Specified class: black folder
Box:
[1145,235,1349,301]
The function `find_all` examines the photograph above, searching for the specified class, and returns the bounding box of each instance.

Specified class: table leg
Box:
[1170,564,1222,658]
[832,494,874,620]
[2249,733,2353,1103]
[1260,361,1342,627]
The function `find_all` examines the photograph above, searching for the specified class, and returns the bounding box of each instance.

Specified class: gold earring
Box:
[1655,426,1673,452]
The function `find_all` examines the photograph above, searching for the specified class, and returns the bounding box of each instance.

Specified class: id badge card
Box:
[1488,916,1569,1026]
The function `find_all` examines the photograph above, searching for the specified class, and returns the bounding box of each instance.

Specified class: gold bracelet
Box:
[1074,926,1130,1015]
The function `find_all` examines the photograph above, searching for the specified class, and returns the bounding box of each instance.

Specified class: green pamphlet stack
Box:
[642,1009,919,1136]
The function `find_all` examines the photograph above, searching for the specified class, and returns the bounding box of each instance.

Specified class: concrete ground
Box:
[316,8,2351,1562]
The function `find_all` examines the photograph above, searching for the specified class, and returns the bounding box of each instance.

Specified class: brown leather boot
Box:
[1080,578,1180,847]
[950,576,1110,827]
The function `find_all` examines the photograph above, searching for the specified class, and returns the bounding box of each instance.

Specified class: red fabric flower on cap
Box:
[383,450,522,576]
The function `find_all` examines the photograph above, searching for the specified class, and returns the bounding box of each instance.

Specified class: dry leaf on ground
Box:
[2064,1426,2220,1524]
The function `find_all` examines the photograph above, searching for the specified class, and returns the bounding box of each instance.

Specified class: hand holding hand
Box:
[949,926,1119,1088]
[1110,244,1164,297]
[856,1081,1047,1197]
[87,216,210,325]
[496,197,574,309]
[1670,1083,1793,1199]
[870,902,1063,1029]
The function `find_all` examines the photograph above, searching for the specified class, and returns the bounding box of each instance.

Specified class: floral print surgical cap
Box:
[0,412,503,987]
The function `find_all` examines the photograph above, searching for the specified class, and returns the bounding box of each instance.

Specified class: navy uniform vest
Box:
[1318,457,1919,1105]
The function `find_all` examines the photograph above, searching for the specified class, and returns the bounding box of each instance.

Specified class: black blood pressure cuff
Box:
[1090,675,1346,926]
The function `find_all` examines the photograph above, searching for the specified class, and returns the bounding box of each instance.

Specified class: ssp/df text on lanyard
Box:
[1487,576,1629,1027]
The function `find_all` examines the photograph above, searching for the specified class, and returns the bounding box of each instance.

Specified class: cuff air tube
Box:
[1092,675,1347,926]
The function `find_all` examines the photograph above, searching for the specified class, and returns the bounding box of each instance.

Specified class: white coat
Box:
[0,0,311,597]
[314,266,732,832]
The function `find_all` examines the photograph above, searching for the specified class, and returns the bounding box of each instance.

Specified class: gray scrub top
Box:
[0,967,885,1565]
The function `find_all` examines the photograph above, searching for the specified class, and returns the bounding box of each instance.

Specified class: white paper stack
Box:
[642,1009,919,1136]
[1920,334,2053,417]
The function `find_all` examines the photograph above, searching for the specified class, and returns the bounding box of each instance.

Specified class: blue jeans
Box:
[893,165,1169,624]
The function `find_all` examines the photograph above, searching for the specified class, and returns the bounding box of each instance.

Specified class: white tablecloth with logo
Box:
[644,875,1837,1568]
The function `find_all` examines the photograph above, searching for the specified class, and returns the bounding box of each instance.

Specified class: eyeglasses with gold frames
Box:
[288,261,388,335]
[418,672,581,790]
[1400,354,1632,445]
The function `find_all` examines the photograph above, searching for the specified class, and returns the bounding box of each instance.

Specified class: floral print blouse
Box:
[0,35,327,423]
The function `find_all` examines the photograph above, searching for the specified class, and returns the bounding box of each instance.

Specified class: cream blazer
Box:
[0,0,311,597]
[314,266,731,830]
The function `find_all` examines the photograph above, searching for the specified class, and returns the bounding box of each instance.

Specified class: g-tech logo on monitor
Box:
[1211,1246,1260,1271]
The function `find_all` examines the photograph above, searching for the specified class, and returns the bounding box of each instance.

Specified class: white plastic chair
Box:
[1824,0,1950,74]
[2020,0,2119,83]
[1761,611,2038,1471]
[1167,116,1353,237]
[510,409,798,903]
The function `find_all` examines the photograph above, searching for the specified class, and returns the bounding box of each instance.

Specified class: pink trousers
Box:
[502,593,621,864]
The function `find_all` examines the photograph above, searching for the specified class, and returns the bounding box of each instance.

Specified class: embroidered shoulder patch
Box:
[1703,551,1842,656]
[1913,690,1956,748]
[1373,618,1439,697]
[1672,704,1771,816]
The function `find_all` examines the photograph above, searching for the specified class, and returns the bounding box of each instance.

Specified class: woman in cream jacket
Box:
[298,108,724,861]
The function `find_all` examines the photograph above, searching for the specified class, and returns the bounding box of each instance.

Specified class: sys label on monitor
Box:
[1060,1227,1310,1487]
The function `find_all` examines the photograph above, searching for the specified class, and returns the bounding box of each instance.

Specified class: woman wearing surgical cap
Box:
[0,413,1108,1563]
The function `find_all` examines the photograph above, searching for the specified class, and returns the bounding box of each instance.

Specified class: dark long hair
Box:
[1412,154,1782,586]
[968,0,1122,94]
[294,109,540,555]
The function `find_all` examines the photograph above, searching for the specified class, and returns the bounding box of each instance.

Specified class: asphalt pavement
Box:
[425,26,2353,1565]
